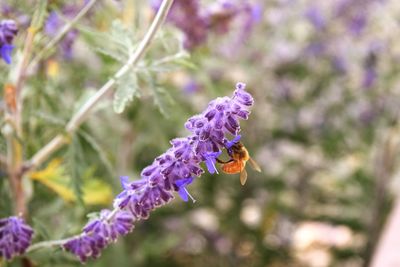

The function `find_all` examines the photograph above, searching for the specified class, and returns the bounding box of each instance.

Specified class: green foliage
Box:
[114,73,140,113]
[2,0,399,266]
[31,0,48,30]
[66,134,85,205]
[80,19,135,63]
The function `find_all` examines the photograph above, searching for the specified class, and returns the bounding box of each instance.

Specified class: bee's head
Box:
[232,142,244,151]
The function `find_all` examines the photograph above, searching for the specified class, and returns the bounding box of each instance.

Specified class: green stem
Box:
[27,0,98,73]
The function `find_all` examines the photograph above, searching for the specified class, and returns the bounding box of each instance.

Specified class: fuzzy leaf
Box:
[110,20,134,51]
[94,46,126,62]
[78,130,114,178]
[32,217,51,240]
[66,134,85,205]
[79,20,134,62]
[152,86,175,118]
[113,73,140,113]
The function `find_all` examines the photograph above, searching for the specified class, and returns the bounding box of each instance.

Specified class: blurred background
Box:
[1,0,400,266]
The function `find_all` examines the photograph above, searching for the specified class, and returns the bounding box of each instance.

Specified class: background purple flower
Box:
[44,3,87,59]
[0,19,18,64]
[151,0,262,50]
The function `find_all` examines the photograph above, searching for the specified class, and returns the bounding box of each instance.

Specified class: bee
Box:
[217,141,261,185]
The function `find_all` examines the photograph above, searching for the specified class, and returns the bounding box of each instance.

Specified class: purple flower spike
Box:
[175,177,195,202]
[63,82,254,262]
[204,151,222,174]
[0,216,34,260]
[64,209,135,262]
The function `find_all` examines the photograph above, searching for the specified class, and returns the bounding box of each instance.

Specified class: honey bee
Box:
[217,142,261,185]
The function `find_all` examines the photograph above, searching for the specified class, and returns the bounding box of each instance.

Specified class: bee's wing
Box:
[248,157,261,172]
[240,168,248,185]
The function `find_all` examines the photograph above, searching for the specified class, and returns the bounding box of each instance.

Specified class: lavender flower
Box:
[175,177,195,202]
[151,0,262,50]
[0,216,34,260]
[305,6,325,30]
[151,0,208,50]
[0,19,18,64]
[63,209,135,262]
[63,82,254,262]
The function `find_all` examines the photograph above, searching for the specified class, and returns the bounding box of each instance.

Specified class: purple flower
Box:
[305,6,325,30]
[204,151,222,174]
[362,67,377,88]
[207,0,262,53]
[64,82,254,262]
[151,0,261,50]
[0,216,34,260]
[175,177,195,202]
[183,79,201,93]
[0,19,18,64]
[63,209,134,262]
[348,12,367,36]
[152,0,209,50]
[225,134,241,149]
[1,44,14,64]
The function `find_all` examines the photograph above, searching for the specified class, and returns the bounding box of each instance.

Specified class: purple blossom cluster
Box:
[0,216,33,260]
[63,210,135,262]
[151,0,261,50]
[0,19,18,64]
[63,82,254,262]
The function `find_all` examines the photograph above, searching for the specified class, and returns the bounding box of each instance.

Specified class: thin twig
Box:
[27,238,73,253]
[27,0,98,73]
[26,0,174,171]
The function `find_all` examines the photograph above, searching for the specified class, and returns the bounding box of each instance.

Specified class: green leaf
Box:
[110,20,134,51]
[33,111,66,126]
[78,130,114,179]
[30,159,113,205]
[151,86,175,118]
[66,134,85,205]
[31,0,48,30]
[74,89,106,114]
[78,20,135,62]
[32,217,51,240]
[94,46,126,62]
[113,73,140,113]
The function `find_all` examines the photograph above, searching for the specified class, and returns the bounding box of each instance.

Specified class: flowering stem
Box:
[25,0,174,171]
[27,238,73,253]
[27,0,98,73]
[27,206,121,253]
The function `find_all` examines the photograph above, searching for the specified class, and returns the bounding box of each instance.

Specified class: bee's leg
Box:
[216,158,234,164]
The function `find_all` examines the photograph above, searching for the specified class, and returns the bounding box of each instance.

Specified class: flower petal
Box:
[1,44,14,64]
[225,135,241,149]
[178,187,189,202]
[119,176,130,190]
